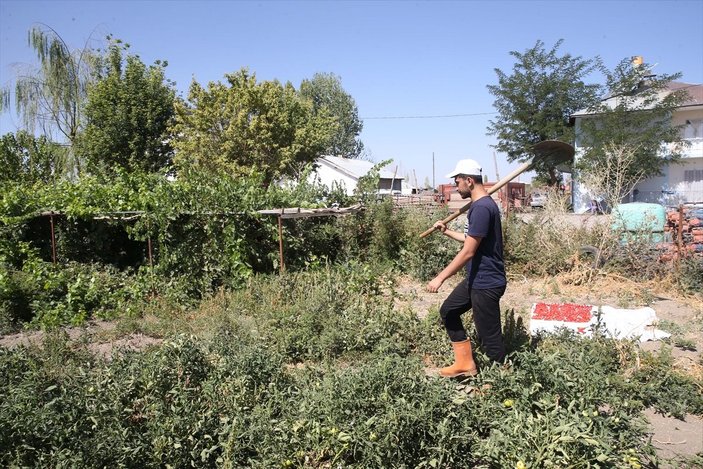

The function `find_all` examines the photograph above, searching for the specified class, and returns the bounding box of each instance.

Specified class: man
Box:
[427,158,506,377]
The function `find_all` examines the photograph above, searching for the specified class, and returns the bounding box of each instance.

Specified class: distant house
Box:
[571,81,703,212]
[311,155,404,196]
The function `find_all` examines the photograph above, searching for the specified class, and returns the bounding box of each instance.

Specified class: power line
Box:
[361,111,498,120]
[360,82,702,120]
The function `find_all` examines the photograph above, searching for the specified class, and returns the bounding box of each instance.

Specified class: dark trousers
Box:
[439,278,506,362]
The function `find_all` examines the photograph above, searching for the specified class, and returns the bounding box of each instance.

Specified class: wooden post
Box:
[148,237,153,267]
[278,213,285,272]
[49,213,57,264]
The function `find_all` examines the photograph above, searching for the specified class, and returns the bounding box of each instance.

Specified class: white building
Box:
[571,81,703,212]
[311,155,405,196]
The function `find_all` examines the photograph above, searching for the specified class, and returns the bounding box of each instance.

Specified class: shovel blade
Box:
[532,140,575,172]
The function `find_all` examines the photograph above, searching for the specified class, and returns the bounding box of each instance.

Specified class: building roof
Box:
[571,81,703,118]
[669,82,703,106]
[319,155,402,180]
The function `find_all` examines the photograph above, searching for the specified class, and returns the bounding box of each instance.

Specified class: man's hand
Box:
[433,221,447,233]
[427,277,443,293]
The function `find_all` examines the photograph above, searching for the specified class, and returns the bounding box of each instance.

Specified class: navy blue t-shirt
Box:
[463,196,506,289]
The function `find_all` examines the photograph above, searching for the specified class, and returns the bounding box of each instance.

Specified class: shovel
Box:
[419,140,575,238]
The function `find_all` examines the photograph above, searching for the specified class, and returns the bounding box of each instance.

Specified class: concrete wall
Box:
[311,163,357,195]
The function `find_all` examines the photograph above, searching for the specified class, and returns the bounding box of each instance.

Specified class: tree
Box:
[171,69,335,185]
[299,73,364,158]
[0,25,99,175]
[0,130,65,183]
[487,39,602,185]
[576,58,689,195]
[78,39,176,173]
[578,143,648,211]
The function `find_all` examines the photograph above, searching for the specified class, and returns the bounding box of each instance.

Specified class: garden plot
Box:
[1,269,701,467]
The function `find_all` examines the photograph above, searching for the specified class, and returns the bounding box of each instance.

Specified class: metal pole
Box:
[278,214,285,272]
[49,213,57,264]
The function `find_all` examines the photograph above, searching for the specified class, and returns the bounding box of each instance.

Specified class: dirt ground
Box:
[0,320,163,358]
[2,273,701,465]
[395,273,703,466]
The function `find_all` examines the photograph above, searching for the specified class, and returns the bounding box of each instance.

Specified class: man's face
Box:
[454,176,473,199]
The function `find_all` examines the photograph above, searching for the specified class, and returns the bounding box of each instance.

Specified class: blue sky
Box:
[1,0,702,185]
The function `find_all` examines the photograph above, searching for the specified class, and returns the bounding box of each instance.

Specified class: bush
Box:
[503,210,616,277]
[0,251,152,331]
[677,256,703,294]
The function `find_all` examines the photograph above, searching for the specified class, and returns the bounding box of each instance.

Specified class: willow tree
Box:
[0,25,99,175]
[0,130,63,184]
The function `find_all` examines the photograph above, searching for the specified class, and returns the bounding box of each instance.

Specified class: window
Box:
[683,119,703,139]
[684,169,703,182]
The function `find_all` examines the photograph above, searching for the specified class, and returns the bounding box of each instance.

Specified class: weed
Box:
[673,337,697,351]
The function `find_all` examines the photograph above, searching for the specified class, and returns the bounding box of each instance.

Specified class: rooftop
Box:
[319,155,402,180]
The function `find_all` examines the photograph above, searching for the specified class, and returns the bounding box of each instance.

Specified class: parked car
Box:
[530,192,547,208]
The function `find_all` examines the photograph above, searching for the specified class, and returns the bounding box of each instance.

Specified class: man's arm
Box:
[432,221,466,243]
[426,235,481,293]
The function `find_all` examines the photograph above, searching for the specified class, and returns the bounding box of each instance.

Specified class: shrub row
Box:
[1,169,455,330]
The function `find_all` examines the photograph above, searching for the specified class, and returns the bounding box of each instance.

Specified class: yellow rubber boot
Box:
[439,340,478,378]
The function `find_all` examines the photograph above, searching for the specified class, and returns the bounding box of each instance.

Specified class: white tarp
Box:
[529,303,671,342]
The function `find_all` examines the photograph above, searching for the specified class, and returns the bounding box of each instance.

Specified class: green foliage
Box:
[0,168,361,327]
[0,131,66,184]
[677,256,703,293]
[299,72,364,158]
[400,209,463,282]
[352,159,389,204]
[0,246,151,333]
[631,346,703,418]
[1,270,700,467]
[223,266,416,361]
[487,39,602,185]
[172,69,335,186]
[330,198,455,281]
[79,38,176,173]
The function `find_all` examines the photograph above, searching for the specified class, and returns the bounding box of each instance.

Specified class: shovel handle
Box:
[420,161,534,238]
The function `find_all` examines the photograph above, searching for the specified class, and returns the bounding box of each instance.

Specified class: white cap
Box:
[445,159,482,179]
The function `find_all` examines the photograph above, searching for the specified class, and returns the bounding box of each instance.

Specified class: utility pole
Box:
[432,152,435,190]
[493,151,500,181]
[390,165,398,195]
